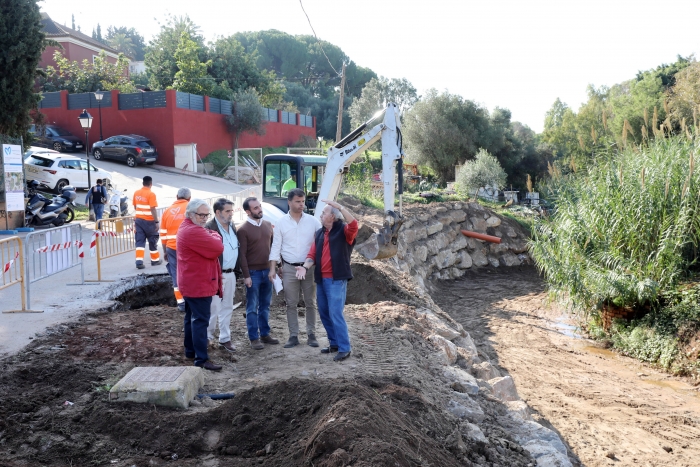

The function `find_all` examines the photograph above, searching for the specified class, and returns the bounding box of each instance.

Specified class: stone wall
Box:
[389,202,531,290]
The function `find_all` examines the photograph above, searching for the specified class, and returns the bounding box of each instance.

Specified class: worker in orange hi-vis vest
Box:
[133,176,161,269]
[161,187,191,312]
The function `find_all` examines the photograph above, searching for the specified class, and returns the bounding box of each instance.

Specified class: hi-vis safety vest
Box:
[160,199,188,250]
[133,187,157,220]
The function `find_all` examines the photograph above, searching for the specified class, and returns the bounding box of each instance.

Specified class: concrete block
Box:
[109,366,204,409]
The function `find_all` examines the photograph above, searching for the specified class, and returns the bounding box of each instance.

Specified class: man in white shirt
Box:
[205,198,240,352]
[269,188,322,348]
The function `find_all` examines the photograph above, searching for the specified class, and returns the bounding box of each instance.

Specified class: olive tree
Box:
[455,149,507,197]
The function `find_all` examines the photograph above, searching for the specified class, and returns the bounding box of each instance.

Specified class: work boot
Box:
[321,346,338,354]
[333,351,351,362]
[250,339,264,350]
[151,260,162,266]
[260,335,279,345]
[284,336,299,348]
[177,303,186,313]
[219,341,236,352]
[200,360,222,372]
[136,261,145,270]
[307,334,319,347]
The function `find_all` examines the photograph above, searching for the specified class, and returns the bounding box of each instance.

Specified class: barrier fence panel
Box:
[23,224,85,310]
[0,236,34,313]
[92,216,136,282]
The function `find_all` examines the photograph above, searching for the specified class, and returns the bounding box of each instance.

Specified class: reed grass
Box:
[530,135,700,314]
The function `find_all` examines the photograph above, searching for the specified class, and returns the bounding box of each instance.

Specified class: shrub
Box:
[455,149,507,197]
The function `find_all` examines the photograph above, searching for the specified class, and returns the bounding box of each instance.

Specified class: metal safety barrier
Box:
[23,223,86,310]
[0,236,35,313]
[91,216,136,282]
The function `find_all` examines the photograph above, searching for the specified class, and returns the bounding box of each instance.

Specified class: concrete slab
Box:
[109,366,204,409]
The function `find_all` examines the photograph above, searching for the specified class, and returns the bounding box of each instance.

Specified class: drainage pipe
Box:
[461,230,501,244]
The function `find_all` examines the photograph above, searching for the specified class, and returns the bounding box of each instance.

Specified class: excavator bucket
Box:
[356,212,404,260]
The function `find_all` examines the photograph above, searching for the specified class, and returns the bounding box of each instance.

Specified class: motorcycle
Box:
[25,180,77,227]
[105,181,129,218]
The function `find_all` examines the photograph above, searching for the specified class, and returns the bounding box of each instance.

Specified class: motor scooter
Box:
[105,181,129,218]
[25,180,77,227]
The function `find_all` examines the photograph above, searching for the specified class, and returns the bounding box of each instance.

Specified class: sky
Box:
[40,0,700,133]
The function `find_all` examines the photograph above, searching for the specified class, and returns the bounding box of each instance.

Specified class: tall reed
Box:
[530,136,700,314]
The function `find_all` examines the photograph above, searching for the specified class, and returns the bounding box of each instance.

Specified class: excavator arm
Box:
[315,103,405,260]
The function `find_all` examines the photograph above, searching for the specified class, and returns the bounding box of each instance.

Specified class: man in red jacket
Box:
[176,199,224,372]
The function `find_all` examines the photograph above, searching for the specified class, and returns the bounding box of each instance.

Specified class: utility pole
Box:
[335,62,346,142]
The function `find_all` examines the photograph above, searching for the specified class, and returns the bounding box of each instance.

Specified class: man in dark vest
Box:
[298,199,358,361]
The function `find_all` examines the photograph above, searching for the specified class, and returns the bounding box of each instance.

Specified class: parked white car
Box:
[24,152,112,192]
[24,146,59,158]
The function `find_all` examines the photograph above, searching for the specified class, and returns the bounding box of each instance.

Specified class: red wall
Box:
[39,90,316,167]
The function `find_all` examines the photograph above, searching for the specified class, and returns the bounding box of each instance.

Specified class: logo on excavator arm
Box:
[343,144,357,156]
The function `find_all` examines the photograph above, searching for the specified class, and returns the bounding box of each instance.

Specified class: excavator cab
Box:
[262,155,325,216]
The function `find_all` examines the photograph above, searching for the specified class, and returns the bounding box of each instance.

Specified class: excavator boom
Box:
[315,104,405,260]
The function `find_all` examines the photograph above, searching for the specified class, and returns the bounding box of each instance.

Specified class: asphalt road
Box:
[73,155,247,208]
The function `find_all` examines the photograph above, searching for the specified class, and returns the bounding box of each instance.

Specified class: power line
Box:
[298,0,342,77]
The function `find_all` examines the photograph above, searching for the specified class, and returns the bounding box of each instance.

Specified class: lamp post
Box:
[78,109,94,219]
[94,90,104,141]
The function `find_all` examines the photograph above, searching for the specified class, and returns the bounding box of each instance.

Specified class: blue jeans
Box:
[317,278,351,353]
[93,203,105,221]
[245,269,272,341]
[183,296,212,366]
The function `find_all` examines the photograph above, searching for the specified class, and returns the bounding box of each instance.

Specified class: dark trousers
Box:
[134,218,159,265]
[183,296,212,366]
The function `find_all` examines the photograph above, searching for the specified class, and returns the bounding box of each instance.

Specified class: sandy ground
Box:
[435,266,700,467]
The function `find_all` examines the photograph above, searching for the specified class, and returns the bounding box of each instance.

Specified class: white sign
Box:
[5,192,24,211]
[2,144,23,172]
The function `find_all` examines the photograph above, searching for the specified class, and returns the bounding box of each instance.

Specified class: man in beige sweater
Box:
[237,197,279,350]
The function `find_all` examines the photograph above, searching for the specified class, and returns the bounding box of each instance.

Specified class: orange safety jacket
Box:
[133,187,157,220]
[160,199,188,250]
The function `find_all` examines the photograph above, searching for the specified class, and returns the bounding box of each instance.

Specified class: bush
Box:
[530,135,700,313]
[455,149,507,197]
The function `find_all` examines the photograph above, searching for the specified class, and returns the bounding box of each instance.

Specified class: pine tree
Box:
[0,0,45,137]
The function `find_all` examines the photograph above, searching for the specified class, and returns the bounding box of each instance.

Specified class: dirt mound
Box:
[0,339,463,467]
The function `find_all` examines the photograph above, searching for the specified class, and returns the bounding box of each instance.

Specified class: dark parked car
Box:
[29,124,84,152]
[92,135,158,167]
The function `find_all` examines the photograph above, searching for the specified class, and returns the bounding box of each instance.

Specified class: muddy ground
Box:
[4,251,699,467]
[435,267,700,467]
[0,259,535,467]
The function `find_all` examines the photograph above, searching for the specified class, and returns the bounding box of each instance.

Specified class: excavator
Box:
[261,103,405,260]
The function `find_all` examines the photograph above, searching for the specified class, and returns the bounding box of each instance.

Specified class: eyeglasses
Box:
[194,212,211,219]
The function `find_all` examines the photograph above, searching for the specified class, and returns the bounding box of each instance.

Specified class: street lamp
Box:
[78,109,94,218]
[94,90,104,141]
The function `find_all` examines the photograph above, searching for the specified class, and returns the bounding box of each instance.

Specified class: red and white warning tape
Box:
[89,227,134,256]
[2,252,20,274]
[35,241,84,258]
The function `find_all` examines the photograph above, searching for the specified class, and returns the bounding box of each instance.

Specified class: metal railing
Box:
[23,224,86,310]
[0,236,34,313]
[92,216,136,281]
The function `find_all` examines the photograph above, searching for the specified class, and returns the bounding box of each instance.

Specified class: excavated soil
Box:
[0,262,535,467]
[435,266,700,467]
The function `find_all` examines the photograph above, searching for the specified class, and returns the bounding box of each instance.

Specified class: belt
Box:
[222,268,235,274]
[282,258,304,267]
